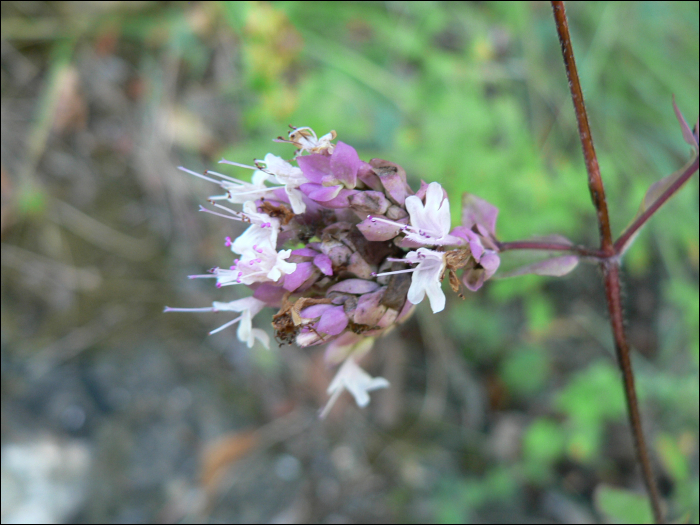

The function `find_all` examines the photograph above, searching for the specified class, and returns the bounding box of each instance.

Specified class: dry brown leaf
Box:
[200,429,259,494]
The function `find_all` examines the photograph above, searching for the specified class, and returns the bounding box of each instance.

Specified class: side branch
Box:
[614,155,699,253]
[551,2,614,254]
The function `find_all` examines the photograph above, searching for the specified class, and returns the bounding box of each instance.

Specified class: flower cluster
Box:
[166,126,500,416]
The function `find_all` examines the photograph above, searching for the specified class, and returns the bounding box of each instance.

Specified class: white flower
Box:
[177,165,273,204]
[217,244,296,286]
[320,357,389,418]
[404,182,462,246]
[258,247,296,282]
[405,248,447,313]
[217,169,272,204]
[259,153,309,214]
[164,297,269,349]
[285,127,337,155]
[211,297,270,348]
[230,201,280,254]
[366,182,462,247]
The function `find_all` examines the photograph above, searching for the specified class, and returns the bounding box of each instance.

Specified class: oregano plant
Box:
[167,3,697,522]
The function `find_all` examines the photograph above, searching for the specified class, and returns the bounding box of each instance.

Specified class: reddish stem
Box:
[552,1,614,256]
[602,263,665,523]
[551,2,664,523]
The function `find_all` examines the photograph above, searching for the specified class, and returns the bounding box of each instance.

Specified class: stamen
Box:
[372,268,416,277]
[319,386,343,420]
[203,169,243,183]
[367,214,412,232]
[210,202,247,217]
[218,159,257,171]
[366,214,439,242]
[209,315,243,335]
[178,166,220,184]
[222,186,284,197]
[163,306,215,313]
[199,206,246,222]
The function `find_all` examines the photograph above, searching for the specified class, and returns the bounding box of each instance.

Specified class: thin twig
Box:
[551,2,664,522]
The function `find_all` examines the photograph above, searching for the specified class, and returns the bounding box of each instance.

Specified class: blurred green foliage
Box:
[208,2,698,521]
[595,484,655,524]
[434,466,518,524]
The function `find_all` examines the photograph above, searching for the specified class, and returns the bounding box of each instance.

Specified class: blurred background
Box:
[1,1,698,523]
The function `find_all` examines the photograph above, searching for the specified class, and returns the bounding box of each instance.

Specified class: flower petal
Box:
[462,193,499,237]
[328,279,380,295]
[313,253,334,276]
[283,262,316,291]
[330,141,360,188]
[300,183,343,202]
[318,305,349,335]
[356,215,404,242]
[296,154,331,184]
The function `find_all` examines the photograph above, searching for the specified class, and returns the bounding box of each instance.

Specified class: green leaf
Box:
[594,484,654,524]
[655,433,690,482]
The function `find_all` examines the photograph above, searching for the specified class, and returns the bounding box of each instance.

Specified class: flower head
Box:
[171,125,501,415]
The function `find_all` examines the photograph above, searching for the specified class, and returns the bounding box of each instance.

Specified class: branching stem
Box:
[550,2,665,523]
